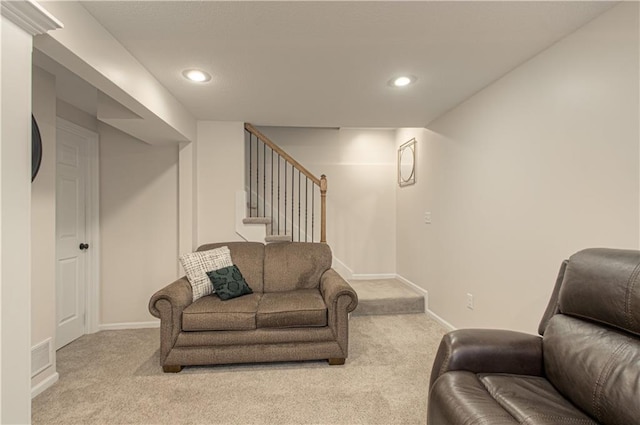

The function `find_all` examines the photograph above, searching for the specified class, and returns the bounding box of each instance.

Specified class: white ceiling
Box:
[74,1,614,128]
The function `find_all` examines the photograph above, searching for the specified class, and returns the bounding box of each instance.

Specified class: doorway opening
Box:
[55,118,100,349]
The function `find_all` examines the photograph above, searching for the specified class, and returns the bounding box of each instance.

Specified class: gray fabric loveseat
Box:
[149,241,358,372]
[427,248,640,425]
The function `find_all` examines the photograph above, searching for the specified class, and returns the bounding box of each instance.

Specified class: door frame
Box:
[56,117,100,335]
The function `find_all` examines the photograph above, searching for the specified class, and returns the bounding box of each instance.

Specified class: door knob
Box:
[79,243,89,250]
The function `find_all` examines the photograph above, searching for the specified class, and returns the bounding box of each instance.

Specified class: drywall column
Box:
[195,122,245,246]
[0,1,61,421]
[178,141,195,258]
[0,17,32,422]
[99,124,179,326]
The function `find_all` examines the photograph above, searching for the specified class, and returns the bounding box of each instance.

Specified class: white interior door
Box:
[55,125,89,349]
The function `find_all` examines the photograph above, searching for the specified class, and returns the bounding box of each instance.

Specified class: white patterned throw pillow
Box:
[179,246,233,301]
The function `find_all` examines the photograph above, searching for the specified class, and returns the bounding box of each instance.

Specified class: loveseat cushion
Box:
[263,242,332,292]
[182,293,261,331]
[256,289,327,328]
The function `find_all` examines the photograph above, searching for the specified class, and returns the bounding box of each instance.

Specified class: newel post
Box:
[320,175,327,243]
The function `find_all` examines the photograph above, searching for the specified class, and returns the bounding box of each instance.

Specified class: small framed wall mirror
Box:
[398,138,416,187]
[32,115,43,182]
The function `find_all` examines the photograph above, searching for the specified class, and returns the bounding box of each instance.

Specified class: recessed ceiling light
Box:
[389,75,416,87]
[182,69,211,83]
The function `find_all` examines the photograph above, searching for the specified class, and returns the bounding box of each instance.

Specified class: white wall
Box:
[195,121,246,247]
[31,65,58,394]
[99,124,179,325]
[258,126,397,276]
[396,2,640,333]
[395,128,428,287]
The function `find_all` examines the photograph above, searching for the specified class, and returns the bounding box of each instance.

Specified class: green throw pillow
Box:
[206,265,253,300]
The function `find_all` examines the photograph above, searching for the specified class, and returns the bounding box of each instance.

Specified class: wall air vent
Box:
[31,338,52,377]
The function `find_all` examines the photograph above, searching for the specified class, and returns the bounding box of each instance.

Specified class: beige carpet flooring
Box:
[32,314,445,425]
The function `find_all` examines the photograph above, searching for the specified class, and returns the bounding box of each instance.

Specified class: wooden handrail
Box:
[245,123,321,186]
[320,175,327,243]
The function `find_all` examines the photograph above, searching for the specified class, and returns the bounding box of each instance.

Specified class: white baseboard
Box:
[395,274,428,299]
[425,308,456,332]
[98,320,160,331]
[332,256,354,280]
[351,273,397,280]
[395,274,456,331]
[395,274,428,316]
[31,372,59,399]
[331,257,395,281]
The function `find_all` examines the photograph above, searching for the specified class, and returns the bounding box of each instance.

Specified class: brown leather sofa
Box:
[149,241,358,372]
[427,248,640,425]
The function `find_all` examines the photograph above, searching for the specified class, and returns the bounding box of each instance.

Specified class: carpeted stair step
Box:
[243,216,291,243]
[243,217,272,225]
[265,234,293,243]
[350,279,425,316]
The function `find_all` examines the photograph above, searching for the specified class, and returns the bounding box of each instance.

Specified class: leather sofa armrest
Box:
[320,269,358,313]
[148,276,193,319]
[429,329,543,389]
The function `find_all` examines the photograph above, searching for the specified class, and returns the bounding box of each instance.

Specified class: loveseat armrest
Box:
[429,329,543,389]
[320,269,358,313]
[149,277,193,365]
[149,276,193,319]
[320,269,358,359]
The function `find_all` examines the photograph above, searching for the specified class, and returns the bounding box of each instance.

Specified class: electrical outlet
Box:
[466,293,474,310]
[424,211,432,224]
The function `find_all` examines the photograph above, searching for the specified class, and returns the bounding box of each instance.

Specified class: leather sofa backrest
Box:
[559,248,640,335]
[263,242,332,292]
[543,248,640,425]
[198,242,265,292]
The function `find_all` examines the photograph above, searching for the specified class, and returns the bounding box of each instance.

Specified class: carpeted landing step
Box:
[350,279,425,316]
